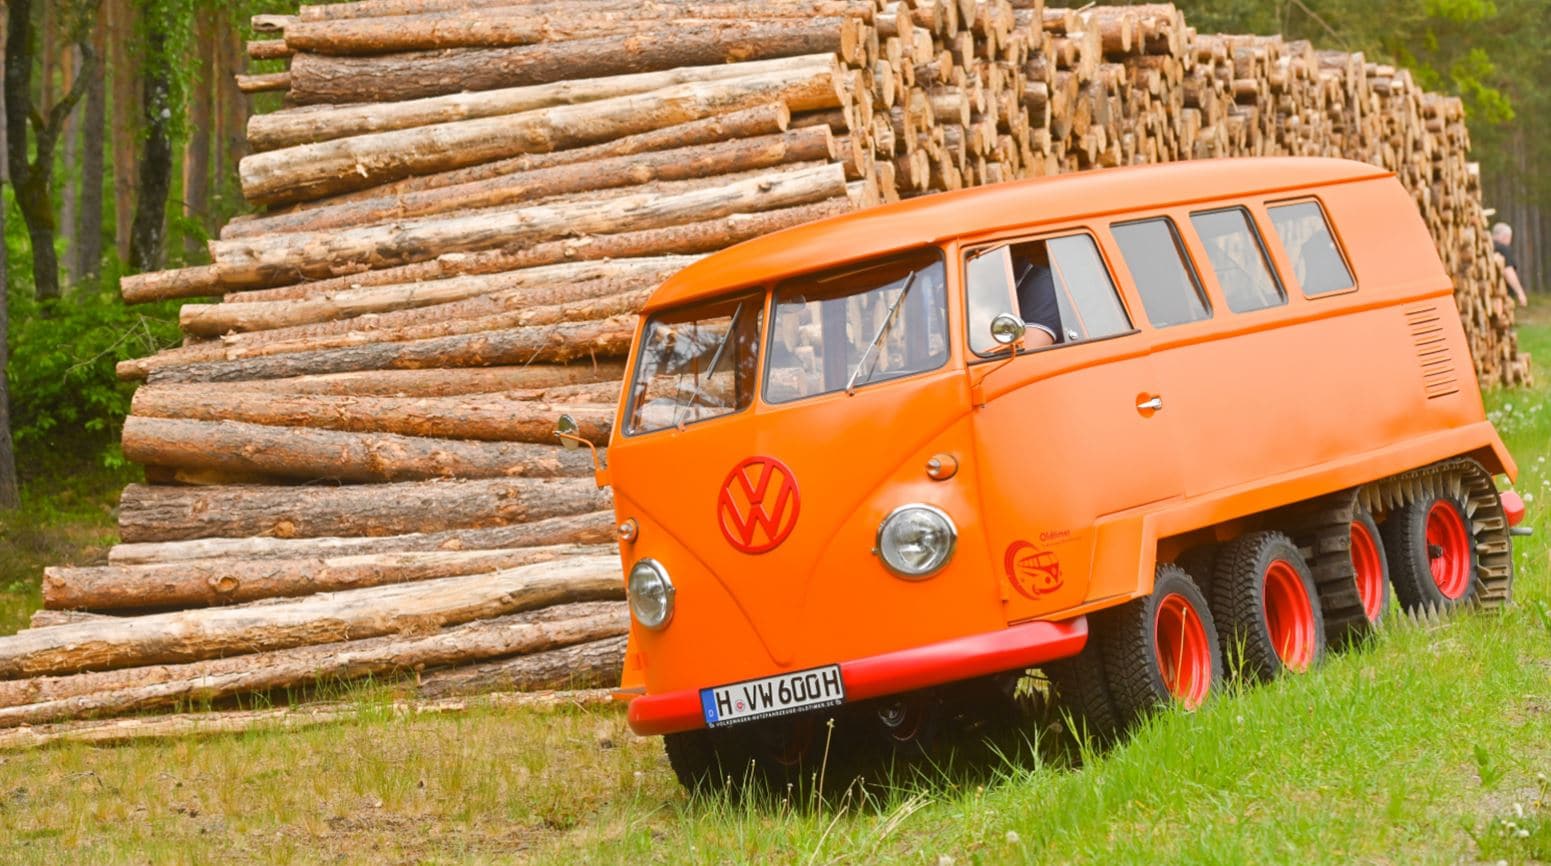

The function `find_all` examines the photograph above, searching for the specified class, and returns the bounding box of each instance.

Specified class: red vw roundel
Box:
[717,456,801,554]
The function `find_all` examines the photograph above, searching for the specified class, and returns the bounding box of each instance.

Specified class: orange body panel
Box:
[607,158,1516,730]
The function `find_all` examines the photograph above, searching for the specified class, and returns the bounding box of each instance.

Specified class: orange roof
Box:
[645,157,1392,313]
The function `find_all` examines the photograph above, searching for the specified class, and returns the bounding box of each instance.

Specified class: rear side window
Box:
[964,233,1131,355]
[1266,200,1355,296]
[1111,218,1211,328]
[1189,208,1286,313]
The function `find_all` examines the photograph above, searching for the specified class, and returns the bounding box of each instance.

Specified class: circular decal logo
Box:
[1004,540,1065,600]
[717,456,801,554]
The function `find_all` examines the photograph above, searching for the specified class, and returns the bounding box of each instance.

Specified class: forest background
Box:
[0,0,1546,514]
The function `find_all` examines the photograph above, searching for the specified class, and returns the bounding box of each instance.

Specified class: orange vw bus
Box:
[583,157,1529,789]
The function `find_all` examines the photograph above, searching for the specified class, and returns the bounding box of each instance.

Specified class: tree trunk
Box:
[127,283,647,376]
[121,416,599,483]
[0,596,627,717]
[133,386,614,443]
[107,510,617,565]
[284,11,870,56]
[151,364,626,398]
[107,0,137,262]
[129,12,173,272]
[144,315,637,384]
[45,542,616,611]
[417,634,626,698]
[239,63,841,204]
[215,162,848,285]
[246,54,816,151]
[285,18,862,104]
[116,476,612,542]
[73,12,106,283]
[181,255,692,336]
[288,101,792,209]
[58,46,80,286]
[0,12,16,509]
[225,126,836,239]
[182,5,216,257]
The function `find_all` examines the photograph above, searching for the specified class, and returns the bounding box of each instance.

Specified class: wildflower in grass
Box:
[1006,830,1022,844]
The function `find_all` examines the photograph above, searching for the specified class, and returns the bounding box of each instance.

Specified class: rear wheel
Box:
[1097,564,1222,727]
[1211,531,1325,681]
[1383,487,1478,612]
[1349,508,1390,626]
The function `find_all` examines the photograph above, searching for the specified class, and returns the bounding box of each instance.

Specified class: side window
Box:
[1189,207,1286,313]
[1266,200,1355,296]
[1111,217,1211,327]
[965,233,1131,355]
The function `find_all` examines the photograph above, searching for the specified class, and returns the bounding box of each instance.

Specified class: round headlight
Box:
[876,504,957,578]
[628,559,675,630]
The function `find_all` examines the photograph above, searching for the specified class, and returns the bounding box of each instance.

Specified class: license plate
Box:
[700,665,845,727]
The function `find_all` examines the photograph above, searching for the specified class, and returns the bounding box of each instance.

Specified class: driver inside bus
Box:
[1012,248,1061,348]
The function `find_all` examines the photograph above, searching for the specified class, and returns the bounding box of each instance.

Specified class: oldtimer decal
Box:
[717,456,801,554]
[1004,540,1064,599]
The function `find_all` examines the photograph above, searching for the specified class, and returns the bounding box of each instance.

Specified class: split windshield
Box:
[765,249,948,403]
[625,292,763,435]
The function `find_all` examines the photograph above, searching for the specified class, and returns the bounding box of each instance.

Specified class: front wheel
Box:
[1097,564,1223,728]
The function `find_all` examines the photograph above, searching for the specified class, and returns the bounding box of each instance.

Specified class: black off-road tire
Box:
[1348,507,1390,629]
[1096,564,1223,729]
[1381,487,1479,614]
[1175,545,1220,599]
[1043,641,1122,746]
[664,729,729,793]
[1210,531,1326,682]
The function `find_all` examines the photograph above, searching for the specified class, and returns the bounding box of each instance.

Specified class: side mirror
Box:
[555,414,581,450]
[989,313,1026,348]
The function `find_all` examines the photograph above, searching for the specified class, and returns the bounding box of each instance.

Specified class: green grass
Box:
[0,310,1548,865]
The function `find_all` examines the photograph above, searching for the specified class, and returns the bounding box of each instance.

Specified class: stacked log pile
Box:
[0,0,1528,734]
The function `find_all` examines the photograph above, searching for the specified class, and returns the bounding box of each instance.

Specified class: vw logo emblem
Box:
[717,456,801,554]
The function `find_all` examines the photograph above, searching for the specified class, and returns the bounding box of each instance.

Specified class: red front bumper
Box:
[626,616,1089,736]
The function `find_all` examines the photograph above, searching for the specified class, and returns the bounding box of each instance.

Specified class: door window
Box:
[1266,200,1355,296]
[1111,217,1212,327]
[965,233,1131,356]
[1189,207,1287,313]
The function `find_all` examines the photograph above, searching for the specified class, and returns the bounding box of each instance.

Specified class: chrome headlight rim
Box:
[628,558,676,630]
[875,503,957,579]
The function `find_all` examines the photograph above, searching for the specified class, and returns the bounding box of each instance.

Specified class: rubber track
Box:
[1358,457,1513,609]
[1273,488,1369,645]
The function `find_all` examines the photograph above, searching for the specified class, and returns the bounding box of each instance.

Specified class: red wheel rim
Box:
[1350,520,1385,622]
[1263,560,1317,672]
[1424,499,1471,599]
[1153,593,1212,710]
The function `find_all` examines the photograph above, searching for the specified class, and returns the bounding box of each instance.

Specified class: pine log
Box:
[0,602,628,724]
[146,315,636,385]
[417,633,626,697]
[286,12,871,56]
[247,39,293,60]
[296,0,871,23]
[133,386,614,443]
[224,198,850,306]
[225,127,837,239]
[123,286,647,378]
[0,686,620,751]
[279,102,793,211]
[0,556,624,679]
[241,63,841,205]
[236,72,291,94]
[285,19,863,105]
[121,265,224,305]
[184,256,692,336]
[45,542,616,611]
[152,366,626,398]
[246,55,818,151]
[109,511,617,565]
[122,417,598,483]
[218,162,847,286]
[116,477,611,543]
[28,610,116,629]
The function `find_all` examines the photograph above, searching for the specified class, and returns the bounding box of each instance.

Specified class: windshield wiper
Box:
[674,300,744,428]
[846,270,918,395]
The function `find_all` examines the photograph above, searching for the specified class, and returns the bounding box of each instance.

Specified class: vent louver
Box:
[1405,304,1459,399]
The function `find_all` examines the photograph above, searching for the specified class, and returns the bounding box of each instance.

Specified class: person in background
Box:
[1491,222,1530,307]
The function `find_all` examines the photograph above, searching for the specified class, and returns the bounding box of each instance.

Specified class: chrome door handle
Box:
[1137,396,1164,412]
